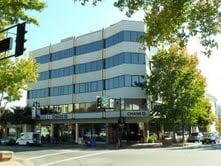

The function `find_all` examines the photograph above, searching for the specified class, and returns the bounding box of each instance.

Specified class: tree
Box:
[188,97,215,131]
[0,106,34,137]
[0,55,38,115]
[144,44,209,141]
[0,0,45,29]
[0,0,45,114]
[75,0,221,56]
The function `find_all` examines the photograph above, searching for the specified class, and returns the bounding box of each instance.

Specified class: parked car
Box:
[188,132,203,142]
[202,132,220,144]
[16,132,41,145]
[0,137,16,145]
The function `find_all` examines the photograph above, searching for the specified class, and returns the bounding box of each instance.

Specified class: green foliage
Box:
[0,55,38,112]
[188,98,215,127]
[0,0,44,116]
[1,106,34,124]
[147,133,158,143]
[77,0,221,56]
[216,120,221,133]
[145,44,207,127]
[0,0,46,28]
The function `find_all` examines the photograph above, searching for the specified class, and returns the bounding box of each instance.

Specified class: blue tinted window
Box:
[125,53,131,63]
[131,31,138,42]
[131,53,139,64]
[132,75,139,86]
[76,40,103,55]
[79,83,85,93]
[138,54,145,64]
[124,31,131,41]
[98,81,103,91]
[91,81,97,92]
[109,78,114,89]
[113,77,119,88]
[119,53,124,64]
[75,84,80,93]
[39,71,49,81]
[29,88,48,99]
[85,63,91,72]
[125,75,132,86]
[119,75,124,87]
[36,54,50,64]
[51,66,73,78]
[50,85,73,96]
[113,55,119,66]
[139,76,145,83]
[51,48,73,61]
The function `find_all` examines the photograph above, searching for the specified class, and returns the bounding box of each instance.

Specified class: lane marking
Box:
[41,150,113,166]
[27,150,79,160]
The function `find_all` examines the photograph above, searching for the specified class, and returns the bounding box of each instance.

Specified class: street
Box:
[0,143,221,166]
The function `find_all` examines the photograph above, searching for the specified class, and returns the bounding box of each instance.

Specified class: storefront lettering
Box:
[52,114,68,120]
[127,111,147,117]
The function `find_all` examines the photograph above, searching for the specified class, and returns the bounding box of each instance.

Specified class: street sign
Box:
[109,98,115,109]
[101,96,110,108]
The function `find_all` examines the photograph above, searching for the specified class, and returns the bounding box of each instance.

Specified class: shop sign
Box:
[52,114,68,120]
[126,111,148,117]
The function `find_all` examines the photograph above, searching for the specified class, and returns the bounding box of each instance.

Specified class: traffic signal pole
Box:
[0,22,27,61]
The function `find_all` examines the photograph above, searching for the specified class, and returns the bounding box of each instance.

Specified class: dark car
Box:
[188,132,203,142]
[202,132,220,144]
[0,137,16,145]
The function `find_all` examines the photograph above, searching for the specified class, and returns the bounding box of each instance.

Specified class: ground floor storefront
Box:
[36,121,149,145]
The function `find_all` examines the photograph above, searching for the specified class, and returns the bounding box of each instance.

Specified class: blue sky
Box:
[26,0,143,52]
[8,0,221,107]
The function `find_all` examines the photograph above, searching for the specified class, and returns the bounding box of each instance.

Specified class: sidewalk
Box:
[0,157,33,166]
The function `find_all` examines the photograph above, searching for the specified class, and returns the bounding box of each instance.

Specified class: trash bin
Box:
[91,138,96,148]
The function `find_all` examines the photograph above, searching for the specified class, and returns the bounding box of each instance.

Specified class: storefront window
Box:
[124,99,146,111]
[68,104,73,112]
[86,103,96,112]
[79,103,86,112]
[74,103,80,112]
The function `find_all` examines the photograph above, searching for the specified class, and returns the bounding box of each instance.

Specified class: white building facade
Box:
[28,20,149,144]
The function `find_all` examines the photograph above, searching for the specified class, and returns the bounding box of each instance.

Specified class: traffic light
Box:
[15,22,27,57]
[0,37,13,53]
[96,97,102,109]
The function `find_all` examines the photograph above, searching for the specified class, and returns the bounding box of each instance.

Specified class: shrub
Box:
[147,133,158,143]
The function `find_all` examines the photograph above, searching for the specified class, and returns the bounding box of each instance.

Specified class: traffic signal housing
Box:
[15,22,27,57]
[96,96,102,109]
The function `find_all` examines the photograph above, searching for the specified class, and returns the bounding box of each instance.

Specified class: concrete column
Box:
[144,122,149,143]
[105,123,109,144]
[75,123,79,143]
[50,123,54,138]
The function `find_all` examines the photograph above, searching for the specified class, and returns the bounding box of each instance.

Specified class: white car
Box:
[202,132,220,144]
[16,132,41,145]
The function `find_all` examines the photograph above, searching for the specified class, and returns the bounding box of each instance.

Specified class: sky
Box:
[7,0,221,107]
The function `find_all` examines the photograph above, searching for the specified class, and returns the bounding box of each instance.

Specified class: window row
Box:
[50,85,73,96]
[105,52,145,68]
[75,60,103,74]
[105,31,144,47]
[75,80,103,93]
[51,66,73,78]
[51,48,74,61]
[76,40,103,55]
[28,88,49,99]
[39,99,146,114]
[105,75,144,90]
[39,71,50,81]
[38,52,145,80]
[28,75,144,99]
[35,30,144,64]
